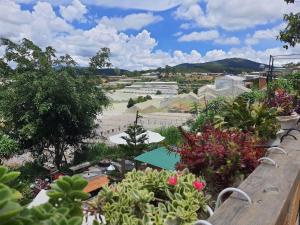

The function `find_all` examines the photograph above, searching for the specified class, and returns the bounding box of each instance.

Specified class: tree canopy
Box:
[0,38,110,168]
[279,0,300,48]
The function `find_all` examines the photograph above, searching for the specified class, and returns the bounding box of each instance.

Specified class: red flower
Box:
[168,176,177,186]
[193,180,205,191]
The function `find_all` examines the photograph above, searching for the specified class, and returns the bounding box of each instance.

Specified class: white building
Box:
[122,81,178,96]
[198,75,250,98]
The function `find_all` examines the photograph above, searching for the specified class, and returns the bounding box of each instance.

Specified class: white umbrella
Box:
[109,130,165,145]
[106,165,115,171]
[28,189,49,208]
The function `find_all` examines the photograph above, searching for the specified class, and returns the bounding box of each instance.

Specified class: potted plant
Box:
[176,125,265,194]
[88,168,210,225]
[213,98,280,144]
[267,89,299,130]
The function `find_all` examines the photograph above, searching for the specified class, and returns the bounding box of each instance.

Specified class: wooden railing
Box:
[207,133,300,225]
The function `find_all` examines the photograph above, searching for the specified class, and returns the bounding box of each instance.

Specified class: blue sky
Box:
[0,0,299,70]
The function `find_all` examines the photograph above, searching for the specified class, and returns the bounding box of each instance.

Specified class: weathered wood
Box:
[69,162,91,173]
[285,182,300,225]
[208,132,300,225]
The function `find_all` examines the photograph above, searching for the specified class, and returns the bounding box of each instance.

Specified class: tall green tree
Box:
[0,38,110,168]
[279,0,300,48]
[89,47,112,73]
[121,112,148,156]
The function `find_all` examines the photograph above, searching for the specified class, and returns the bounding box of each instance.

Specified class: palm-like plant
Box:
[214,98,280,142]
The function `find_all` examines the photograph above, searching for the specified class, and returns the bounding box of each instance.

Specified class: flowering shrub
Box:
[266,89,294,116]
[176,126,265,193]
[91,168,209,225]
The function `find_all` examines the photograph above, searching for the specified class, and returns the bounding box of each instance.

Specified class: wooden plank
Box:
[287,183,300,225]
[208,132,300,225]
[83,175,109,193]
[69,162,91,172]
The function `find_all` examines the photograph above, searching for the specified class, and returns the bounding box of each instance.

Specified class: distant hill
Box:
[172,58,267,74]
[75,67,131,76]
[75,58,266,76]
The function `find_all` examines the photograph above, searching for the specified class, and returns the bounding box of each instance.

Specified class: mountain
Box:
[75,58,266,76]
[172,58,266,74]
[75,67,131,76]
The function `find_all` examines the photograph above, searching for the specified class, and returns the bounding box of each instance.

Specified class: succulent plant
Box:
[90,168,209,225]
[0,165,89,225]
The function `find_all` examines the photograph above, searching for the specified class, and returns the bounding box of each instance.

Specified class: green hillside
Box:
[173,58,266,74]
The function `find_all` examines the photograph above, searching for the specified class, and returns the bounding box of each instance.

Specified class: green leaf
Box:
[0,172,20,184]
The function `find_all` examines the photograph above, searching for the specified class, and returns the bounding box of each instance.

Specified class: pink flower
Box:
[168,176,177,186]
[193,180,205,191]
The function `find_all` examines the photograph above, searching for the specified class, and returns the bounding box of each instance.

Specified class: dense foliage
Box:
[89,168,208,225]
[73,143,126,165]
[0,166,89,225]
[0,38,110,168]
[214,98,280,141]
[176,126,265,193]
[279,0,300,48]
[266,89,294,116]
[156,126,183,146]
[0,133,19,159]
[190,97,226,132]
[127,95,152,108]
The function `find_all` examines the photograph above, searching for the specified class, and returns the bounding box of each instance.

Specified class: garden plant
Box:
[90,168,209,225]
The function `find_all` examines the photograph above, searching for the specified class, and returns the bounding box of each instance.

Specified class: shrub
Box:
[73,143,125,165]
[237,90,266,104]
[91,168,209,225]
[190,97,226,132]
[190,111,215,132]
[156,90,162,95]
[267,78,294,94]
[176,126,265,193]
[0,134,19,159]
[286,72,300,96]
[214,99,280,142]
[0,166,89,225]
[127,96,152,108]
[156,126,183,146]
[145,95,152,100]
[127,98,135,108]
[266,89,294,116]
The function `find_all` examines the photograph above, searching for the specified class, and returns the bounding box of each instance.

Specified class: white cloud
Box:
[175,0,300,30]
[203,45,300,65]
[2,0,299,70]
[16,0,184,11]
[0,0,73,46]
[215,36,240,45]
[98,13,163,31]
[59,0,87,23]
[178,30,240,46]
[0,1,202,70]
[173,31,183,37]
[245,23,285,45]
[178,30,219,42]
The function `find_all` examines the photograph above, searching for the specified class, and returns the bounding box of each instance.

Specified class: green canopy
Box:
[134,147,180,171]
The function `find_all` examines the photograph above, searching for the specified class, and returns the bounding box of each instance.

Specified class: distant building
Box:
[198,75,250,98]
[122,81,178,96]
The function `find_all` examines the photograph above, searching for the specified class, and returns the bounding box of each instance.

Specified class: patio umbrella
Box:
[106,164,116,171]
[109,130,165,145]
